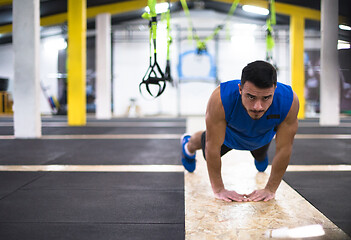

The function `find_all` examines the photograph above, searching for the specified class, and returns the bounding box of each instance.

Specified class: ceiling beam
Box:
[214,0,320,20]
[0,0,348,35]
[0,0,12,7]
[0,0,180,34]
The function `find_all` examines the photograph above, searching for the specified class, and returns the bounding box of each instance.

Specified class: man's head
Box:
[239,61,277,120]
[241,60,277,88]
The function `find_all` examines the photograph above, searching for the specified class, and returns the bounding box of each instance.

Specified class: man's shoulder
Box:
[274,82,293,101]
[207,86,226,122]
[220,80,241,99]
[220,79,241,88]
[273,83,295,125]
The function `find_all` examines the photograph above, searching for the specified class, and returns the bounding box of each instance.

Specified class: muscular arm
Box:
[205,87,246,202]
[205,87,226,193]
[247,91,299,202]
[265,91,299,192]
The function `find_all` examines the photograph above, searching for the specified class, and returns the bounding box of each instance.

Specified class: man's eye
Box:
[264,96,270,100]
[248,95,255,100]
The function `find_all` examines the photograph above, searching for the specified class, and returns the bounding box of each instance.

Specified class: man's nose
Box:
[253,100,263,111]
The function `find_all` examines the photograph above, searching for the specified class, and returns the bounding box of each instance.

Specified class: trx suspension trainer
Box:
[266,0,276,66]
[164,2,173,83]
[180,0,240,54]
[140,0,172,98]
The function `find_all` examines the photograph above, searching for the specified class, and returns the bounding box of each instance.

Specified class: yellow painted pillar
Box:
[290,14,305,119]
[67,0,86,125]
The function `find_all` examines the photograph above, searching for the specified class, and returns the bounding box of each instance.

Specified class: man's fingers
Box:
[249,195,262,202]
[246,191,256,198]
[216,190,261,202]
[223,198,232,202]
[216,194,237,202]
[232,193,249,202]
[222,193,246,202]
[247,192,264,201]
[216,195,232,202]
[247,190,275,202]
[218,192,274,202]
[230,197,244,202]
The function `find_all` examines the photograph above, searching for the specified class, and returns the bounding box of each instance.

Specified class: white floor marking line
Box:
[0,165,349,172]
[0,122,186,127]
[295,134,351,139]
[285,165,351,172]
[41,134,183,139]
[0,134,183,140]
[0,165,184,172]
[298,122,351,127]
[1,134,350,140]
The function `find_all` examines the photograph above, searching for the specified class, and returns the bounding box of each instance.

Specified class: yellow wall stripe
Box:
[214,0,321,20]
[0,25,12,34]
[40,12,68,27]
[0,0,11,7]
[87,0,146,19]
[87,0,179,19]
[0,0,347,35]
[274,2,320,21]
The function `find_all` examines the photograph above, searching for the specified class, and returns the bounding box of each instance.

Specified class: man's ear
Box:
[238,83,242,95]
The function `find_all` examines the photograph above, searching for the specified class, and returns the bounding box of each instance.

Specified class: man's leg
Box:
[182,131,232,172]
[250,142,271,172]
[181,131,204,173]
[187,131,204,154]
[200,131,232,160]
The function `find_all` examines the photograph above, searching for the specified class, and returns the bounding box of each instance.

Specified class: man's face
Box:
[239,81,276,120]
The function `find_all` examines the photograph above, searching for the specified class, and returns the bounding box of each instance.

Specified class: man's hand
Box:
[245,189,275,202]
[214,189,248,202]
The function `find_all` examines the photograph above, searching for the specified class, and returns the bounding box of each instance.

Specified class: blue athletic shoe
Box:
[255,156,268,172]
[181,134,196,173]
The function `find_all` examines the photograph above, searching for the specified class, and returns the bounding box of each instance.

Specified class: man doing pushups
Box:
[181,60,299,202]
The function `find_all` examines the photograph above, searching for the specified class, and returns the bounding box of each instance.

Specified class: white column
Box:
[13,0,41,138]
[320,0,340,125]
[95,13,112,119]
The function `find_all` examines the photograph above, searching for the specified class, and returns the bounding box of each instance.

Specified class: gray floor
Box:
[282,118,351,237]
[0,117,185,240]
[0,117,350,239]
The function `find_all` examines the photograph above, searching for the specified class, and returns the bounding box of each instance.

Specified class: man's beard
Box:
[249,110,265,120]
[243,105,266,120]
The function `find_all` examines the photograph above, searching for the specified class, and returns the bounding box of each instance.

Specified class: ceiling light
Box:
[338,40,350,50]
[242,5,269,16]
[339,24,351,31]
[43,37,67,52]
[144,2,169,14]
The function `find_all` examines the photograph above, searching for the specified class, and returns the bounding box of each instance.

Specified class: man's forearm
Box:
[265,150,291,193]
[206,152,225,193]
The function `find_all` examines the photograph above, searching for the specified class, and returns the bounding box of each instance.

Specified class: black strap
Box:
[139,56,166,98]
[140,4,167,98]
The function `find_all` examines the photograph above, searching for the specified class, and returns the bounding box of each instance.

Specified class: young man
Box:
[181,60,299,202]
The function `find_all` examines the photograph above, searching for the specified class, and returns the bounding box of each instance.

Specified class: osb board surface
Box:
[185,117,350,240]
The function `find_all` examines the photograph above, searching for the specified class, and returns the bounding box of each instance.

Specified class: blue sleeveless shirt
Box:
[220,80,293,151]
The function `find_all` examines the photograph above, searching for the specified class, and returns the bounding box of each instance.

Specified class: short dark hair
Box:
[241,60,277,88]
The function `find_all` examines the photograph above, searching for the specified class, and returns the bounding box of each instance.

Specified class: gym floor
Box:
[0,116,350,239]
